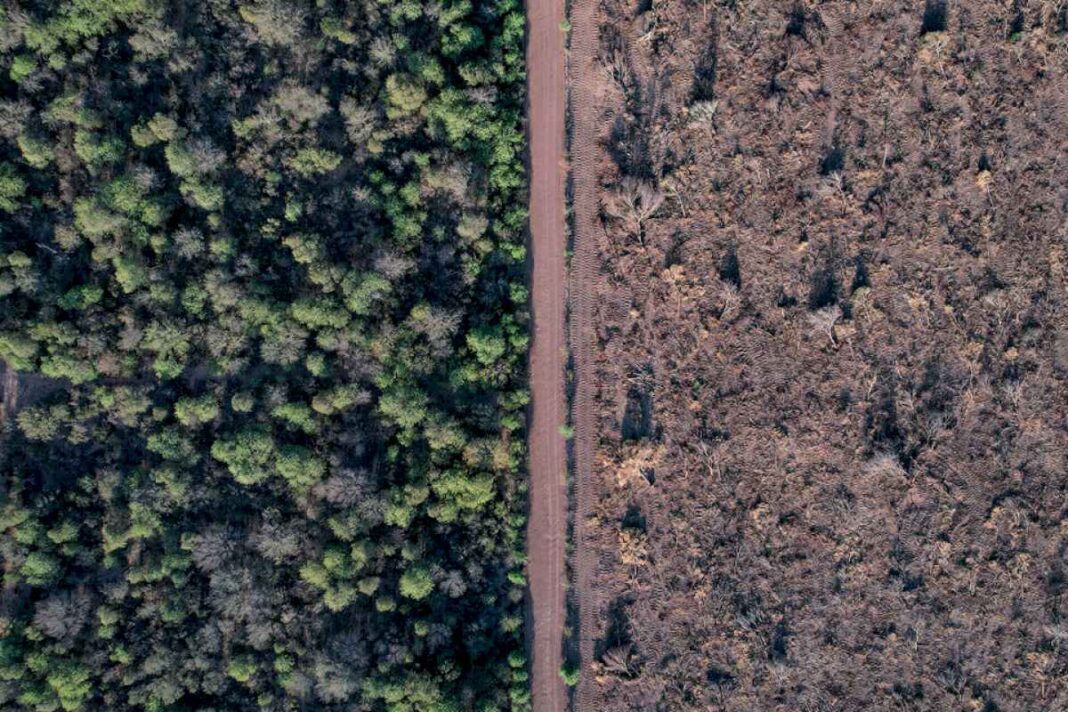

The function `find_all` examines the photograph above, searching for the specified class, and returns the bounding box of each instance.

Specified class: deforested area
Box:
[0,1,530,710]
[576,0,1068,709]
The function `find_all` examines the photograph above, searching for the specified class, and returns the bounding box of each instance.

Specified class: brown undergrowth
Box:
[577,1,1068,709]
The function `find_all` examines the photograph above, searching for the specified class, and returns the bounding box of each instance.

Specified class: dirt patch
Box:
[526,0,569,710]
[578,1,1068,709]
[0,363,63,427]
[0,364,15,426]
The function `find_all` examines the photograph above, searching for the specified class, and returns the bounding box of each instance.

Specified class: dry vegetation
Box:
[579,0,1068,709]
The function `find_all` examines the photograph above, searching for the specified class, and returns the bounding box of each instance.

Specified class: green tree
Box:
[363,673,451,712]
[385,74,428,118]
[466,325,507,366]
[174,394,219,427]
[287,148,342,176]
[0,163,26,212]
[560,662,580,687]
[20,551,61,586]
[275,445,325,489]
[227,654,257,684]
[17,134,55,168]
[211,428,277,485]
[0,332,37,370]
[47,662,93,711]
[141,321,191,379]
[398,566,434,600]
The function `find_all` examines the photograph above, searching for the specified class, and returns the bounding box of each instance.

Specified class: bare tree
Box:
[33,590,93,644]
[807,305,841,347]
[607,177,664,245]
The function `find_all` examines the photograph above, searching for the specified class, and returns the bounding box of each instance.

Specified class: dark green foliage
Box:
[0,0,529,709]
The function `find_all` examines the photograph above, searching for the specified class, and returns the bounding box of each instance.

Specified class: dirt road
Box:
[525,0,568,710]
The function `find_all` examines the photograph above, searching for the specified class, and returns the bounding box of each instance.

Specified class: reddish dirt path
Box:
[526,0,567,710]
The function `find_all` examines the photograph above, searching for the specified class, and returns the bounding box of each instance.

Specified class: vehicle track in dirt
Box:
[526,0,568,710]
[567,0,600,708]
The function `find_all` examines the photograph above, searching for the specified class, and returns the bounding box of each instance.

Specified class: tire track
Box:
[526,0,568,710]
[566,0,601,708]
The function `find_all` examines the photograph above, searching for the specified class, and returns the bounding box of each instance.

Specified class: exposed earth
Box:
[526,0,569,709]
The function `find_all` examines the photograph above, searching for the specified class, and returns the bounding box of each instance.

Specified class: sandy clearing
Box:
[525,0,568,710]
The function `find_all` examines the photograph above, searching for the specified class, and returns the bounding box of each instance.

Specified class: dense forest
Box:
[0,0,529,710]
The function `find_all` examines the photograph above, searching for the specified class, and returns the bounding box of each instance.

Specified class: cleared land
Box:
[576,1,1068,710]
[525,0,568,709]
